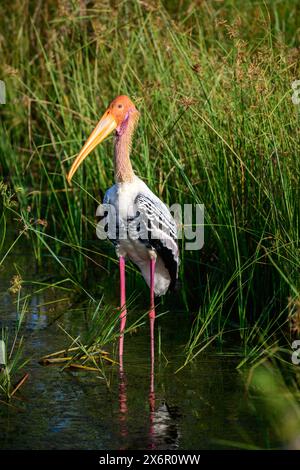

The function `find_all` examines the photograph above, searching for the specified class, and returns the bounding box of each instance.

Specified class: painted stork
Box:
[67,95,179,361]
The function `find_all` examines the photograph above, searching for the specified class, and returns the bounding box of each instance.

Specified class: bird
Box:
[67,95,179,362]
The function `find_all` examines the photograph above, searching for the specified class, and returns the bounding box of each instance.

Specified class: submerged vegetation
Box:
[0,0,299,400]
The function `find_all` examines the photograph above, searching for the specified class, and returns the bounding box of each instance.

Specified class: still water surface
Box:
[0,251,272,450]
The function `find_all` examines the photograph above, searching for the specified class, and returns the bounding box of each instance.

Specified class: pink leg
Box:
[149,346,155,412]
[149,258,156,367]
[118,355,128,440]
[148,348,155,448]
[119,256,127,358]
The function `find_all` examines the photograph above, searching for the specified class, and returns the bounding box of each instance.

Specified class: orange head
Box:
[107,95,139,132]
[67,95,139,183]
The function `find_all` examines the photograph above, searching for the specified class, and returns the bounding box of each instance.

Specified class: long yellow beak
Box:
[67,111,117,184]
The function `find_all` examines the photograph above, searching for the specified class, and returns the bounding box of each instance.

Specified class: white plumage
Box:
[97,175,179,296]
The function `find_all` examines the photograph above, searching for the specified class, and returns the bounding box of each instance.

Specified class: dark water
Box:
[0,250,272,450]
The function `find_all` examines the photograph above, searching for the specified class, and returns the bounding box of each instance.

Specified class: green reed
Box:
[0,0,299,365]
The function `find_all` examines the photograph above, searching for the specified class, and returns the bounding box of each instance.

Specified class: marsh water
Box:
[0,245,276,450]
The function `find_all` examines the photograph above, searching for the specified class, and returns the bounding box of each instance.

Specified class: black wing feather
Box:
[134,194,179,291]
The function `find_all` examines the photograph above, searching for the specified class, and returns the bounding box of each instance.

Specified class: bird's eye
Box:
[118,104,123,109]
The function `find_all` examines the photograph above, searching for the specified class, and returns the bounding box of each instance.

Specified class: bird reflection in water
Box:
[148,353,181,450]
[118,344,180,450]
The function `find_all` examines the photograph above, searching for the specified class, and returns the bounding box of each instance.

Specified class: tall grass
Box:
[0,0,299,361]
